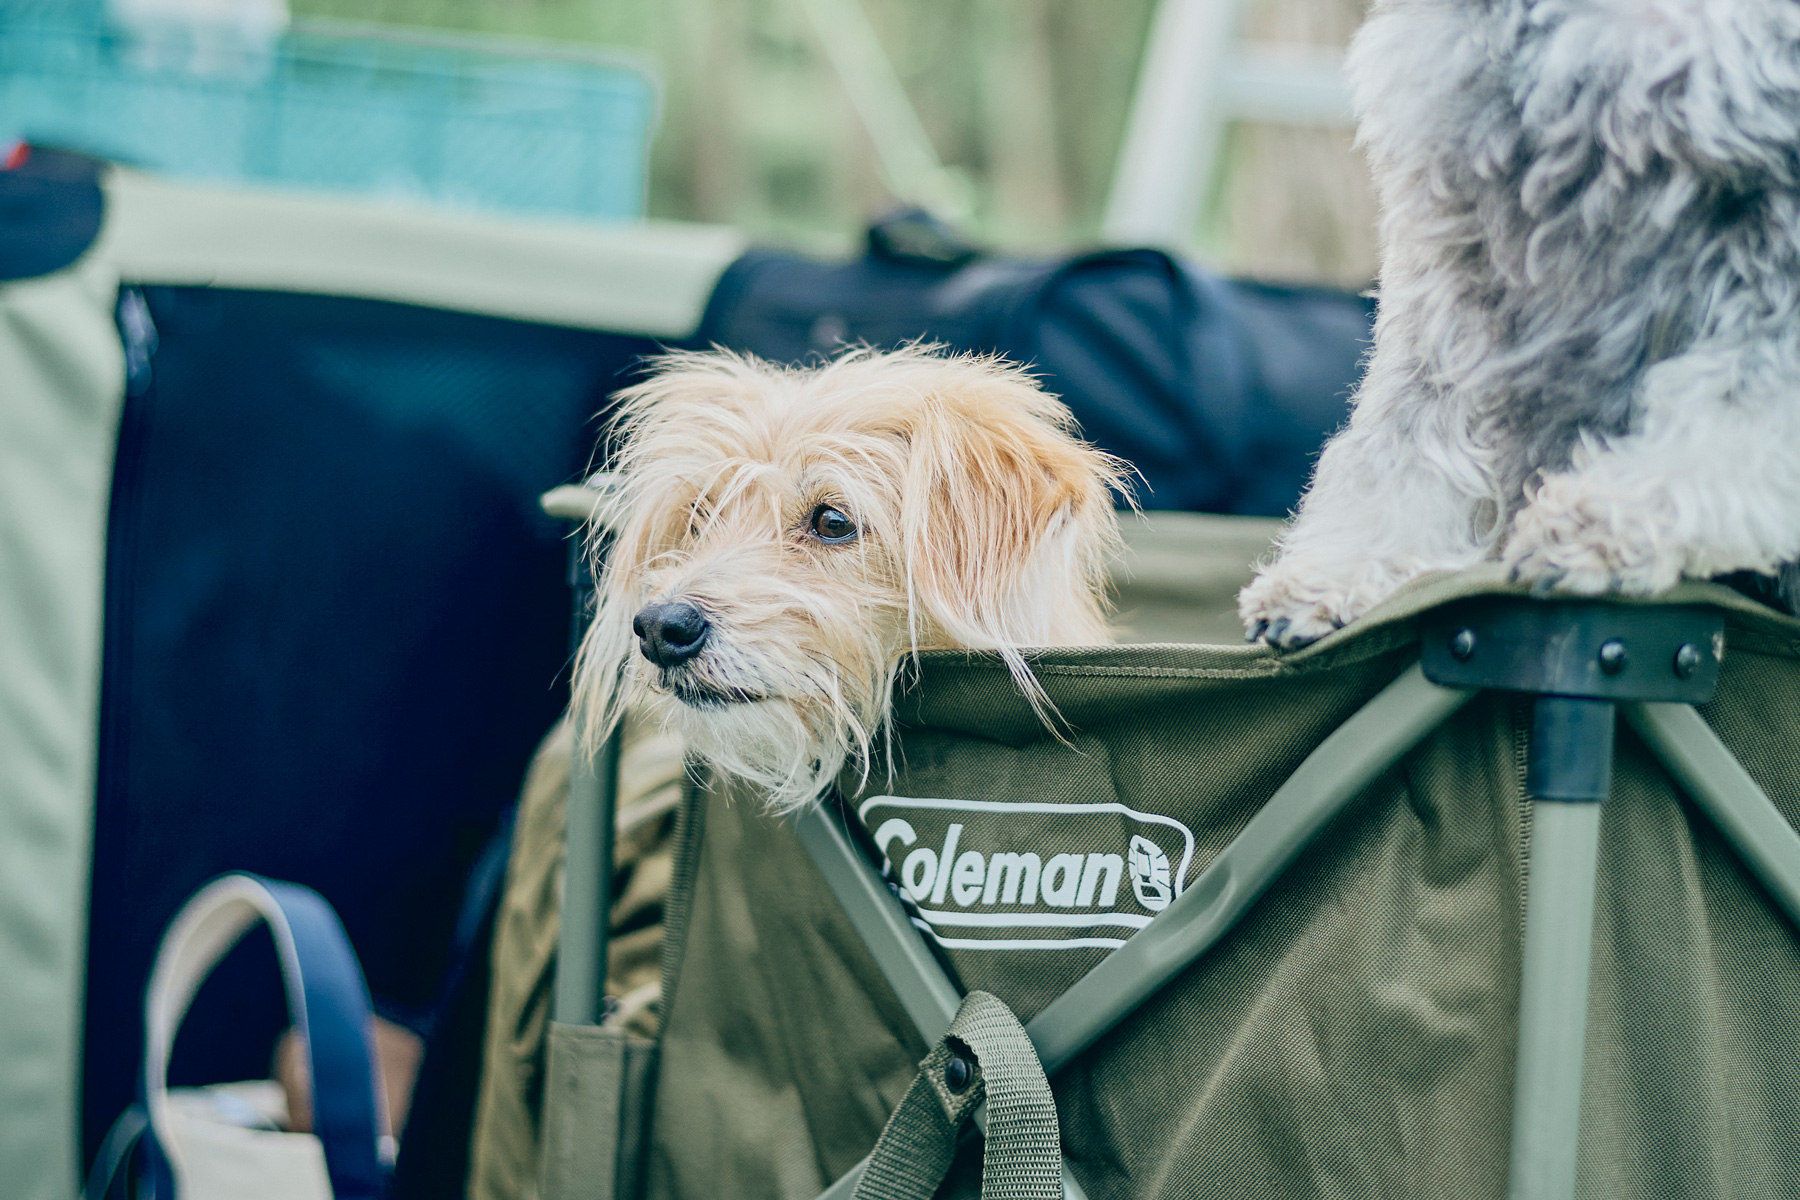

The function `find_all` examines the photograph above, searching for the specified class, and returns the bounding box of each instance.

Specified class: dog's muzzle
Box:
[633,600,710,668]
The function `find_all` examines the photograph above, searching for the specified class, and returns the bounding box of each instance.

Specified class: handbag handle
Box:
[143,874,389,1199]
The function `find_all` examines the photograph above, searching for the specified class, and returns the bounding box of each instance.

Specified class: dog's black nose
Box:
[633,601,710,667]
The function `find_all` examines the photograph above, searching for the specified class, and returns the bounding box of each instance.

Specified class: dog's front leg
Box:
[1505,340,1800,597]
[1241,362,1491,647]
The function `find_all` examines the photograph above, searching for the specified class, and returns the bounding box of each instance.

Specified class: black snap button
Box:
[944,1053,973,1094]
[1597,639,1628,675]
[1449,628,1477,661]
[1673,642,1702,679]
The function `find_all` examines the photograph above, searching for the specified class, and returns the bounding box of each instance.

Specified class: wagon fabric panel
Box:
[647,572,1800,1200]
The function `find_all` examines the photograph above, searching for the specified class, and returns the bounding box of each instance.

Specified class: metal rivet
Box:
[1673,642,1703,679]
[1449,628,1477,661]
[944,1054,973,1094]
[1597,639,1628,675]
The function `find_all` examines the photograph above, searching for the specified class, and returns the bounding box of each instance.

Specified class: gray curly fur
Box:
[1241,0,1800,647]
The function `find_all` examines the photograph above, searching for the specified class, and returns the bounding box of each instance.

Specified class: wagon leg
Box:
[1507,697,1612,1200]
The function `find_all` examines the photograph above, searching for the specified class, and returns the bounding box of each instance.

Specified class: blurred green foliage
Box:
[290,0,1155,252]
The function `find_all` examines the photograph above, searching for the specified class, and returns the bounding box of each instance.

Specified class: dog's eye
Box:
[809,504,859,544]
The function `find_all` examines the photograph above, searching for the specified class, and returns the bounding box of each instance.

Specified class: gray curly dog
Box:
[1243,0,1800,647]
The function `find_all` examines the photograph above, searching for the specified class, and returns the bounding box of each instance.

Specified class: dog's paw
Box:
[1239,560,1404,649]
[1503,480,1682,596]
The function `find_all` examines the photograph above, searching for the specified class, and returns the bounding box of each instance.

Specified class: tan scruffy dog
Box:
[573,345,1126,811]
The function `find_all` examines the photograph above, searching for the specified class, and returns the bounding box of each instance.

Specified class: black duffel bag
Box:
[692,212,1374,515]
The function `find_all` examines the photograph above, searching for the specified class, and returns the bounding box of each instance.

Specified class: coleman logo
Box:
[858,795,1196,951]
[1128,835,1173,911]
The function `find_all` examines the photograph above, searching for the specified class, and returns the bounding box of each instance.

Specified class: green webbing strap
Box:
[854,991,1061,1200]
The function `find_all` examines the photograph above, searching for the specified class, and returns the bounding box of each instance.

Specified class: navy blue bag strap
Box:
[81,1105,147,1200]
[265,878,389,1198]
[140,873,389,1199]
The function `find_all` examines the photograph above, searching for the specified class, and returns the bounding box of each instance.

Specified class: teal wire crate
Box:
[0,11,658,221]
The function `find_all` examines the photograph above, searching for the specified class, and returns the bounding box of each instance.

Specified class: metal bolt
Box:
[1449,628,1477,661]
[1597,639,1628,675]
[1673,642,1703,679]
[944,1053,973,1094]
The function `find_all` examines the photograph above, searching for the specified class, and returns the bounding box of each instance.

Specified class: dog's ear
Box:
[896,356,1124,657]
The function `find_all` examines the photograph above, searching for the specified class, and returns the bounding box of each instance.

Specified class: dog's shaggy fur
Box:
[573,346,1125,810]
[1243,0,1800,646]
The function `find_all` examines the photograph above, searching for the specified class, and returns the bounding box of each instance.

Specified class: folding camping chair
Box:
[536,484,1800,1200]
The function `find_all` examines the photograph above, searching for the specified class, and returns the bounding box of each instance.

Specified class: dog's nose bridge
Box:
[650,534,801,605]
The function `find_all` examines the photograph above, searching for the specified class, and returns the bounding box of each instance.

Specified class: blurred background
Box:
[295,0,1377,281]
[3,0,1376,282]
